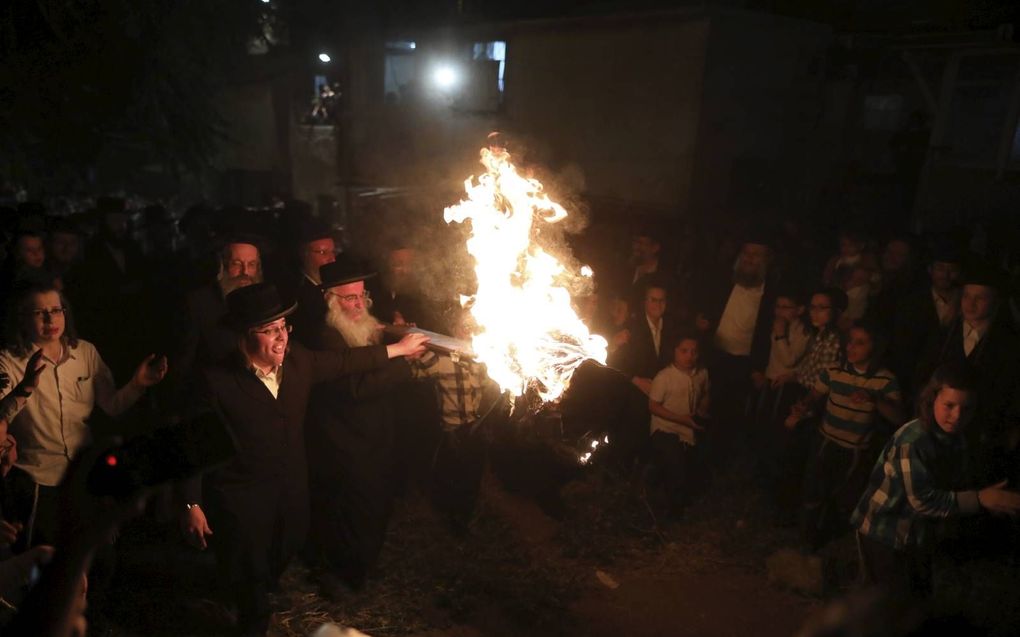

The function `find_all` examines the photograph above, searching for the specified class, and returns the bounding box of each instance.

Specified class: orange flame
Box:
[444,146,608,402]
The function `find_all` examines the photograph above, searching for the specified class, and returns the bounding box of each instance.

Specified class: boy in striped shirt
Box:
[786,320,904,550]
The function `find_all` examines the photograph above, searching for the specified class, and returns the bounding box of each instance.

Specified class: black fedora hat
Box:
[318,256,377,289]
[222,283,297,331]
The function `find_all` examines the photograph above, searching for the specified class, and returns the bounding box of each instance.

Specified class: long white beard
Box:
[326,303,382,347]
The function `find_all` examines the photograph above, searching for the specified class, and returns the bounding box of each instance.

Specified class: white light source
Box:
[433,65,458,89]
[260,0,270,4]
[318,52,331,63]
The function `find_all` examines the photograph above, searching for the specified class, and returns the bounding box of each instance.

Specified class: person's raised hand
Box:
[978,480,1020,516]
[181,505,213,550]
[132,354,168,388]
[611,329,631,349]
[15,349,47,397]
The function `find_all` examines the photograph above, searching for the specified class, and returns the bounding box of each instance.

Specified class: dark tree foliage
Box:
[0,0,266,183]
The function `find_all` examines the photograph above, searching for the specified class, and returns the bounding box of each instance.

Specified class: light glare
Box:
[433,65,458,89]
[318,53,331,63]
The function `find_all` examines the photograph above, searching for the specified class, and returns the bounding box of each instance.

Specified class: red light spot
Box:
[105,455,118,467]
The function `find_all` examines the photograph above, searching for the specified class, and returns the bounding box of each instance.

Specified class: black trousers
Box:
[706,351,752,465]
[648,431,693,510]
[2,466,59,550]
[207,484,308,635]
[857,532,933,597]
[431,425,486,528]
[800,432,877,551]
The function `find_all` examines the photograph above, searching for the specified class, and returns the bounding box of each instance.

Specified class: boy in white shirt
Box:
[648,331,710,517]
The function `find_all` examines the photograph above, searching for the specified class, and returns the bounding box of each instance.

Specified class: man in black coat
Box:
[917,265,1020,480]
[287,218,337,347]
[303,259,417,594]
[693,237,777,457]
[180,283,427,635]
[608,281,679,394]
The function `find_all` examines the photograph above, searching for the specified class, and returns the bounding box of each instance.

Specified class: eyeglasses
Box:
[28,307,65,319]
[328,290,371,304]
[251,323,292,338]
[308,248,335,257]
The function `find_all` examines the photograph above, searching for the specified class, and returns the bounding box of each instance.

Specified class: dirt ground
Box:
[98,452,823,637]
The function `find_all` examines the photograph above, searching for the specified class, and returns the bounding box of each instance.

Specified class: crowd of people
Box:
[585,221,1020,600]
[0,195,1018,635]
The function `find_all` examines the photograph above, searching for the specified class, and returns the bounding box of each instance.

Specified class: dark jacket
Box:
[184,341,388,506]
[694,272,777,372]
[290,276,329,349]
[890,286,949,396]
[608,314,679,380]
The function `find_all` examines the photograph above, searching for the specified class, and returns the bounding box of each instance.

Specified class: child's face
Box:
[845,328,874,366]
[774,297,802,322]
[673,338,699,370]
[808,293,834,328]
[933,387,973,435]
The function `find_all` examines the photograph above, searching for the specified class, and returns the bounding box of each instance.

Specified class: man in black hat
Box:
[889,240,963,401]
[918,262,1020,477]
[180,282,427,636]
[693,234,778,457]
[288,218,336,347]
[303,258,418,595]
[176,235,266,384]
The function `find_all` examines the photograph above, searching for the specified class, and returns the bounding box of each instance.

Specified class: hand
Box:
[1,434,17,477]
[772,316,788,337]
[771,373,795,389]
[390,332,429,358]
[849,389,873,404]
[132,354,168,388]
[784,403,805,430]
[181,506,213,550]
[695,313,711,332]
[15,349,47,397]
[978,480,1020,516]
[751,371,767,390]
[611,329,631,349]
[0,545,54,599]
[0,519,23,546]
[632,377,652,395]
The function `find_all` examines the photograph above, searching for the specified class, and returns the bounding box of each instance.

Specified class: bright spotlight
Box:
[318,52,331,63]
[260,0,270,3]
[433,65,458,89]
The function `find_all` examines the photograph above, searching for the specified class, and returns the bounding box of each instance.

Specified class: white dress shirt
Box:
[0,340,144,486]
[963,322,986,357]
[715,283,764,356]
[252,364,283,399]
[646,315,663,357]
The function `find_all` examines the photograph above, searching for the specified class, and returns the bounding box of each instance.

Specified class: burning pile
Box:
[444,145,607,403]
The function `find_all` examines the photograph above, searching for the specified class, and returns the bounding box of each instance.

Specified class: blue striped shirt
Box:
[814,363,900,449]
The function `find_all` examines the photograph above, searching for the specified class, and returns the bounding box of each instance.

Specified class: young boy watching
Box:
[648,331,711,517]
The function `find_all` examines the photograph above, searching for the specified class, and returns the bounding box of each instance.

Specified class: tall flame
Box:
[444,146,608,402]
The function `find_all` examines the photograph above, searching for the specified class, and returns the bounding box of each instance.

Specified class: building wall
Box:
[690,11,832,221]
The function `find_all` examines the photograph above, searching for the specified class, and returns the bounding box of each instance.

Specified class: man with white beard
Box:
[304,257,417,597]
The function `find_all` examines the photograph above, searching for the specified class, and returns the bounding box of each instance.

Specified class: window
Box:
[473,40,507,94]
[385,40,417,102]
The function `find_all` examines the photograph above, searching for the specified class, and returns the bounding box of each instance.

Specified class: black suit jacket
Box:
[694,272,777,372]
[184,342,389,508]
[290,276,329,349]
[608,314,678,380]
[891,287,946,395]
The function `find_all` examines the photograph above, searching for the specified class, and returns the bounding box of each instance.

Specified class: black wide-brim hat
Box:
[318,256,377,289]
[222,283,297,331]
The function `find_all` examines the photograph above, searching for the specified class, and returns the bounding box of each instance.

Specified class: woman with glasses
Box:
[0,283,167,548]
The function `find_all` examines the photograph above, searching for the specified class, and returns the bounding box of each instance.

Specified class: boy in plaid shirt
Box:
[852,364,1020,596]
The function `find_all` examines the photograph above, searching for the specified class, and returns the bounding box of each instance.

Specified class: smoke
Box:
[344,132,595,310]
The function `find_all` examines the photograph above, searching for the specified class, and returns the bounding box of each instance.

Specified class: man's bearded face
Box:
[219,243,263,296]
[386,248,416,294]
[325,280,381,347]
[733,243,770,287]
